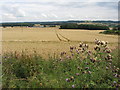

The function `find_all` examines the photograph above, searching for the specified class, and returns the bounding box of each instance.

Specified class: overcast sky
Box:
[0,0,119,22]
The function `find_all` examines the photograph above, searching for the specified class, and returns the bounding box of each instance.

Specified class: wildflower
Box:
[90,58,96,63]
[101,41,106,45]
[87,50,92,55]
[116,84,120,88]
[82,71,87,74]
[66,78,70,82]
[105,49,112,53]
[116,68,119,71]
[113,73,118,77]
[70,50,73,53]
[105,41,108,44]
[76,50,80,54]
[77,66,80,70]
[59,57,63,61]
[113,81,117,84]
[4,56,7,59]
[88,71,92,74]
[85,62,89,65]
[67,56,72,59]
[71,53,74,56]
[60,51,66,56]
[81,50,84,53]
[75,73,80,76]
[105,54,112,60]
[94,45,100,51]
[85,67,89,70]
[106,67,109,70]
[79,43,83,47]
[84,44,88,49]
[82,48,85,51]
[72,85,75,88]
[107,59,112,62]
[70,46,74,50]
[70,76,74,80]
[95,39,99,44]
[40,83,43,86]
[78,48,82,51]
[95,39,101,45]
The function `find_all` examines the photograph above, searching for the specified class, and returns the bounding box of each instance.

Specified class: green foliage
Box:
[100,25,120,35]
[2,40,119,88]
[1,23,34,27]
[60,23,109,30]
[60,23,78,29]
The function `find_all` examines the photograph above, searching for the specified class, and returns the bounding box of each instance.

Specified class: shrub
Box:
[100,25,120,35]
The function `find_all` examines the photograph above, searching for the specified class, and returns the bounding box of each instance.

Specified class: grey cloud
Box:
[0,1,118,22]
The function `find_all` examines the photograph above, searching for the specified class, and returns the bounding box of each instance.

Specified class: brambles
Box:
[2,39,119,88]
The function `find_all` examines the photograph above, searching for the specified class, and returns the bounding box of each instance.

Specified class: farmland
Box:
[2,27,119,88]
[2,27,118,58]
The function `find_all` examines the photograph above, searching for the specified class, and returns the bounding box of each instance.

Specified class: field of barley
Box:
[2,27,118,58]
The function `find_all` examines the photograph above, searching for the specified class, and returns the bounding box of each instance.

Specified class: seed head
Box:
[85,67,89,70]
[77,66,80,70]
[94,45,100,51]
[106,67,109,70]
[70,76,74,80]
[101,41,106,45]
[106,49,112,53]
[40,83,43,86]
[79,43,83,47]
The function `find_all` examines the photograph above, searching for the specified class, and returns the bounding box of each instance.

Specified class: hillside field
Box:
[2,27,118,58]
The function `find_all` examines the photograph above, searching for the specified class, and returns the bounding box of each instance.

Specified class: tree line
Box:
[1,23,34,27]
[60,23,109,30]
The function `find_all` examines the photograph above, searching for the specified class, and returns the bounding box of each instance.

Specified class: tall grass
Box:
[2,39,119,88]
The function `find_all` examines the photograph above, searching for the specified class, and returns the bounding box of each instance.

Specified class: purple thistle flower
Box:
[70,46,74,50]
[75,73,80,76]
[66,78,70,82]
[71,53,74,56]
[72,85,75,88]
[113,81,117,84]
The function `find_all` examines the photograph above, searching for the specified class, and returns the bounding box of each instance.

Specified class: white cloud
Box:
[41,13,47,18]
[0,1,118,22]
[51,14,58,18]
[0,0,119,2]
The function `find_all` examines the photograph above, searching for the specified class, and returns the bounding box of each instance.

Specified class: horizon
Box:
[0,20,119,23]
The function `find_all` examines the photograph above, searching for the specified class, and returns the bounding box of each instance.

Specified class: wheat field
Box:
[2,27,118,58]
